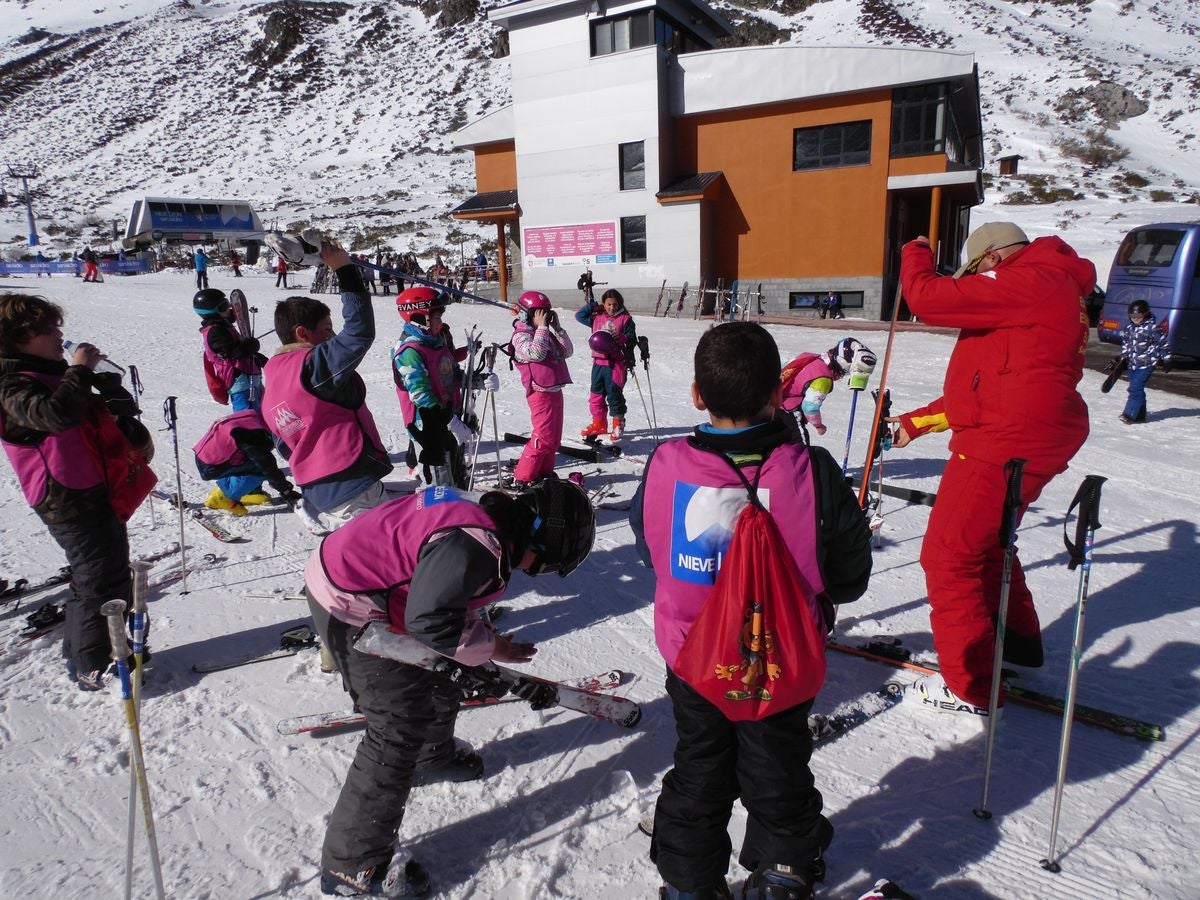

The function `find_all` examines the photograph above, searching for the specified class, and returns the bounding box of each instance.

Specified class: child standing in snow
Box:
[576,287,637,442]
[195,288,264,411]
[193,408,300,515]
[304,479,595,897]
[779,337,876,438]
[1119,299,1170,424]
[632,322,872,899]
[261,235,392,527]
[508,290,572,488]
[0,294,157,691]
[391,286,477,487]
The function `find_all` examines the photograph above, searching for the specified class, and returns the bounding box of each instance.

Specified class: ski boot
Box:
[659,881,733,899]
[609,417,625,441]
[411,739,485,787]
[238,492,272,506]
[742,865,814,900]
[580,417,608,439]
[320,845,430,897]
[205,487,248,517]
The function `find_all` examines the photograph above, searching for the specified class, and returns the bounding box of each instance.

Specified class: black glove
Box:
[281,489,302,509]
[1102,358,1118,375]
[512,677,558,711]
[242,337,261,355]
[253,353,268,368]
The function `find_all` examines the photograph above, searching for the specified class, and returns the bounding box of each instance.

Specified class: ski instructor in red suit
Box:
[885,222,1095,712]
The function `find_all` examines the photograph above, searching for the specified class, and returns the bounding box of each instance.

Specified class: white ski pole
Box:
[162,397,189,593]
[124,561,152,900]
[1040,475,1106,872]
[102,600,166,900]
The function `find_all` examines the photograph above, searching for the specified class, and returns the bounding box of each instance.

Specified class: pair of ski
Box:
[150,489,247,543]
[0,566,72,605]
[828,638,1163,742]
[502,432,621,464]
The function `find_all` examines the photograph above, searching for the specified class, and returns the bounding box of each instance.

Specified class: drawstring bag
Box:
[673,471,827,721]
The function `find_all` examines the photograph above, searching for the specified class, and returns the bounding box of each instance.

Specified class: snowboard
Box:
[1100,355,1128,393]
[354,624,642,728]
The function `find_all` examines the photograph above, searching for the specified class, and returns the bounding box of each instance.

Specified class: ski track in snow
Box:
[0,270,1197,897]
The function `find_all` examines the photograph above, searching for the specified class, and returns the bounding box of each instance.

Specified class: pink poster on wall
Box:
[522,221,618,268]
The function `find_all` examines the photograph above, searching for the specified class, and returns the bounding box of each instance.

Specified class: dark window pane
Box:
[619,141,645,190]
[631,11,652,47]
[794,121,871,170]
[592,21,613,56]
[621,216,647,262]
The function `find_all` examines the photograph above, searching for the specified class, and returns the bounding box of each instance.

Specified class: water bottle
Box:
[63,340,126,376]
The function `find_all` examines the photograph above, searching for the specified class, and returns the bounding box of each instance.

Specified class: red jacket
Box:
[898,236,1094,475]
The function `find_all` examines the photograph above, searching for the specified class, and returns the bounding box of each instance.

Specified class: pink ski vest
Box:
[193,408,267,467]
[512,322,572,395]
[589,310,632,367]
[640,439,827,668]
[306,487,507,628]
[391,336,461,427]
[202,323,258,389]
[261,347,386,487]
[0,371,104,507]
[779,353,834,413]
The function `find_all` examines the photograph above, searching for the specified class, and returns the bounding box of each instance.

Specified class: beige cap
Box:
[954,222,1030,278]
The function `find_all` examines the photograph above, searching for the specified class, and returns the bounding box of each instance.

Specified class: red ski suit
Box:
[898,236,1094,706]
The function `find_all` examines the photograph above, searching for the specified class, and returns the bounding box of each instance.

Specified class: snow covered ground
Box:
[1,268,1198,898]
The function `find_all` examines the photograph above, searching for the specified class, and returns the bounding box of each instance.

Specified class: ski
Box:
[0,566,72,604]
[809,681,906,744]
[828,638,1164,742]
[580,435,623,458]
[847,476,937,508]
[192,623,317,673]
[277,669,625,736]
[502,432,604,464]
[355,624,642,728]
[151,489,247,543]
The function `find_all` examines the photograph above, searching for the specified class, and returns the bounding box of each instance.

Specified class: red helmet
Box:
[517,290,552,312]
[396,287,445,324]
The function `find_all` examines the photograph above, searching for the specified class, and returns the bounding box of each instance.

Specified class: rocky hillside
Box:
[0,0,1196,263]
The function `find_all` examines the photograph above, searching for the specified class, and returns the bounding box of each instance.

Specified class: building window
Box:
[891,83,962,159]
[619,141,645,191]
[792,121,872,171]
[789,291,865,310]
[621,216,647,262]
[591,10,653,55]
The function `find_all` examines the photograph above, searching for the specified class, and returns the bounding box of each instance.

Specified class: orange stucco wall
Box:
[676,90,905,279]
[474,142,518,193]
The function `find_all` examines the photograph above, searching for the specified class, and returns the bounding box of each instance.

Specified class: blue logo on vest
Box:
[670,483,767,585]
[419,485,462,508]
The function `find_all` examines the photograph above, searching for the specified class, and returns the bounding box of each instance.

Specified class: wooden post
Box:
[928,186,943,266]
[496,221,509,304]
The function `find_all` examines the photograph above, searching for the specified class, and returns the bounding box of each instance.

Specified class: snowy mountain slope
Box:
[1,0,1196,270]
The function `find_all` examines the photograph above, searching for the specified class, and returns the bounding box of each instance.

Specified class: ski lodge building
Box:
[450,0,984,319]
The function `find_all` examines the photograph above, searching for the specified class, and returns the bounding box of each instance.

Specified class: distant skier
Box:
[194,247,211,290]
[507,290,572,488]
[1118,298,1170,424]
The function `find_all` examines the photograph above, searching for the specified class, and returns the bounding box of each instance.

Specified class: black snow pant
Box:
[651,669,832,892]
[308,598,462,874]
[45,508,131,674]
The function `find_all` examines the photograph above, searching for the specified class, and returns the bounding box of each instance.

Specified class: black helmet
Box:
[193,289,229,316]
[517,477,595,577]
[1127,299,1150,318]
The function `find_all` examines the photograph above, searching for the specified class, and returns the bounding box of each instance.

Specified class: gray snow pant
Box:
[308,598,462,873]
[45,509,131,674]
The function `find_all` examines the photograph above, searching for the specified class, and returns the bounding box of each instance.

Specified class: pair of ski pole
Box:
[101,594,166,900]
[629,336,659,444]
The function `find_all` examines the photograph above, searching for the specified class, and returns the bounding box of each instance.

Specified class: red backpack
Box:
[203,354,230,405]
[672,465,827,721]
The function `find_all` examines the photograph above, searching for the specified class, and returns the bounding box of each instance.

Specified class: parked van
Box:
[1097,223,1200,360]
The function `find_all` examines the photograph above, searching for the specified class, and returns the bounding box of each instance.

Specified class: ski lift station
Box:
[121,197,264,263]
[451,0,985,319]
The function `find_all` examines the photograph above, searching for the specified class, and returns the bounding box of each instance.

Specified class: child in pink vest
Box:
[508,290,573,487]
[632,322,872,899]
[575,288,637,442]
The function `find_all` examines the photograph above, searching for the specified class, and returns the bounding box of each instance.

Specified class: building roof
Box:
[490,0,730,39]
[450,190,520,217]
[452,105,514,150]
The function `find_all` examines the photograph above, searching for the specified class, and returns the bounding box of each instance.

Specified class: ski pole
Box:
[628,367,656,444]
[637,336,659,442]
[857,281,903,509]
[974,457,1027,821]
[162,397,189,594]
[1040,474,1107,873]
[101,600,167,900]
[128,366,158,528]
[469,345,498,490]
[358,260,511,309]
[840,390,861,476]
[125,561,153,900]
